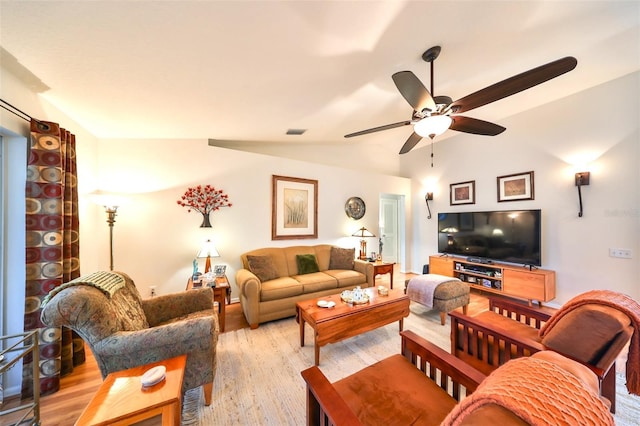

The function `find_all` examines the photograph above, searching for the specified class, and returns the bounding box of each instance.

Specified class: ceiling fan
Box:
[345,46,577,155]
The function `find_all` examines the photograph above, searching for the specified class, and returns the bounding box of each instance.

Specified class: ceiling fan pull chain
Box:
[430,137,434,167]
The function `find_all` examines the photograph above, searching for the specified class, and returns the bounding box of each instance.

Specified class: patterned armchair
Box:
[41,271,218,405]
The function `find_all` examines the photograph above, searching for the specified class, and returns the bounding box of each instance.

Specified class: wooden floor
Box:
[3,267,626,425]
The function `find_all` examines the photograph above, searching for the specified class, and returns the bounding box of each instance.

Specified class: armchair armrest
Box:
[142,287,214,326]
[94,313,217,377]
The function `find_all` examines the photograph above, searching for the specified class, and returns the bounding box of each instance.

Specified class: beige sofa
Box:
[236,244,374,328]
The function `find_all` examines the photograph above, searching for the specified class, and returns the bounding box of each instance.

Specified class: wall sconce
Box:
[351,227,376,260]
[575,171,590,218]
[425,192,433,219]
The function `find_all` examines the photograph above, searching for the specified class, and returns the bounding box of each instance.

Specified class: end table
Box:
[372,261,395,289]
[187,275,230,332]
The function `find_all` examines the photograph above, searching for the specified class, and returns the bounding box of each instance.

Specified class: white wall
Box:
[403,71,639,305]
[94,138,412,298]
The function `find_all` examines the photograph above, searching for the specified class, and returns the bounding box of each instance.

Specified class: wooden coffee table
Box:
[75,354,186,426]
[296,287,410,366]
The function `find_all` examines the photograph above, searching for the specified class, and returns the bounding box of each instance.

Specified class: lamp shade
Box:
[414,115,452,138]
[197,239,220,258]
[351,227,376,238]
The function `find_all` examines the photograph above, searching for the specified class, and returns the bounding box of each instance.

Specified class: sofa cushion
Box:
[540,304,631,364]
[296,254,320,275]
[329,247,355,270]
[324,269,367,288]
[260,276,303,301]
[294,272,337,293]
[334,354,456,425]
[247,255,280,282]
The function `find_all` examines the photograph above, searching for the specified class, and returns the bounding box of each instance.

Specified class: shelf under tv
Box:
[429,255,556,306]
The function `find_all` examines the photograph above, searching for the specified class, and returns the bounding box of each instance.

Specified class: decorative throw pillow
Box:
[329,247,355,270]
[296,254,320,275]
[247,255,279,282]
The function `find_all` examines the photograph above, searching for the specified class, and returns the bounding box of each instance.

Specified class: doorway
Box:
[379,194,405,268]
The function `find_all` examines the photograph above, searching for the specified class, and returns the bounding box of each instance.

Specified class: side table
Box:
[187,275,230,332]
[75,354,186,426]
[372,261,395,289]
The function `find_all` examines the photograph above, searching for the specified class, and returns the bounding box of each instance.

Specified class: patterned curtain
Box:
[22,119,84,397]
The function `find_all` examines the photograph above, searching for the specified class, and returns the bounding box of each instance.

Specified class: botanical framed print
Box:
[497,171,534,202]
[272,175,318,240]
[450,180,475,205]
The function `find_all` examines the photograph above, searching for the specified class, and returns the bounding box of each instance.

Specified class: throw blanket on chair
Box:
[539,289,640,396]
[42,271,126,307]
[442,356,614,426]
[406,274,459,308]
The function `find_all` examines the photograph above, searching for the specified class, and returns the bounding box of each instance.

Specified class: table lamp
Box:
[351,227,376,260]
[197,239,219,274]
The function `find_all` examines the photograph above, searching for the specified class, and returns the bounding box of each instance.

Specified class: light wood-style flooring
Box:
[3,267,627,425]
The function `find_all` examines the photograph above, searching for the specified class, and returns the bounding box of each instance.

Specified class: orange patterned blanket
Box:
[442,356,614,426]
[539,289,640,395]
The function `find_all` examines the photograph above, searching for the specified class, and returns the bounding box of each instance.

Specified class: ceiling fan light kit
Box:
[345,46,577,155]
[414,115,452,138]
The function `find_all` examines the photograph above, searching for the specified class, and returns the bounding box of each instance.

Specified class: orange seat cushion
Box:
[334,354,456,425]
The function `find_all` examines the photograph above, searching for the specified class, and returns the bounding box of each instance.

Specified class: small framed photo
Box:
[450,180,475,205]
[214,264,226,277]
[497,171,534,202]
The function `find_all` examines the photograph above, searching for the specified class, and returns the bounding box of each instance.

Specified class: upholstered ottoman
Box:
[405,274,470,325]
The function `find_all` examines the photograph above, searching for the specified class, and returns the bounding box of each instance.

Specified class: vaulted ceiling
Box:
[1,1,639,158]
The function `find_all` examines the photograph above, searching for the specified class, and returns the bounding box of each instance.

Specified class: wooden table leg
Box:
[298,309,305,347]
[399,318,404,332]
[314,332,320,366]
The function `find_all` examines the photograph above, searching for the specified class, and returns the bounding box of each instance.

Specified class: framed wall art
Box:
[272,175,318,240]
[497,171,534,202]
[214,264,226,277]
[450,180,475,205]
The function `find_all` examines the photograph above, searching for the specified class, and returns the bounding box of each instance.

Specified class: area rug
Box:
[182,303,640,425]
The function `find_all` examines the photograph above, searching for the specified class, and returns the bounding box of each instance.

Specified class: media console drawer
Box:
[503,269,555,302]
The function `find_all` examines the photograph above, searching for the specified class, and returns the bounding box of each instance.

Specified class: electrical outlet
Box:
[149,286,157,297]
[609,248,632,259]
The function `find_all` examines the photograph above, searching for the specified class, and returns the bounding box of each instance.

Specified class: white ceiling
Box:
[1,1,639,155]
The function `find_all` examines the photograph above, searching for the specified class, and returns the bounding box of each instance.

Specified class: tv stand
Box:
[429,255,555,306]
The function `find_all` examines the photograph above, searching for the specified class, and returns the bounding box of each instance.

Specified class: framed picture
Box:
[214,264,226,277]
[497,171,535,202]
[450,180,475,205]
[272,175,318,240]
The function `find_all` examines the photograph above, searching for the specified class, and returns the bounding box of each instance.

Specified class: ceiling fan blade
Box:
[450,56,578,114]
[392,71,436,112]
[398,132,423,154]
[450,115,506,136]
[344,120,412,138]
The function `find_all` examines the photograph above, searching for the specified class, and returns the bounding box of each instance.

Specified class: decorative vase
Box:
[200,212,212,228]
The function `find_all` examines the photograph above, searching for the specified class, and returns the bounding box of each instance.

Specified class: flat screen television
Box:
[437,209,542,266]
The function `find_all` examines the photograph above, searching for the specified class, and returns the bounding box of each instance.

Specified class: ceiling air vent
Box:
[286,129,306,135]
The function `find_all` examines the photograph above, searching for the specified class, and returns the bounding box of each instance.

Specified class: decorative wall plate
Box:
[345,196,366,219]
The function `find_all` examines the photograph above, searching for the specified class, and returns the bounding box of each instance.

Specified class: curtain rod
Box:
[0,98,49,128]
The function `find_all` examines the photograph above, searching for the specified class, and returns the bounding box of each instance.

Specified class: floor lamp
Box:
[104,205,118,271]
